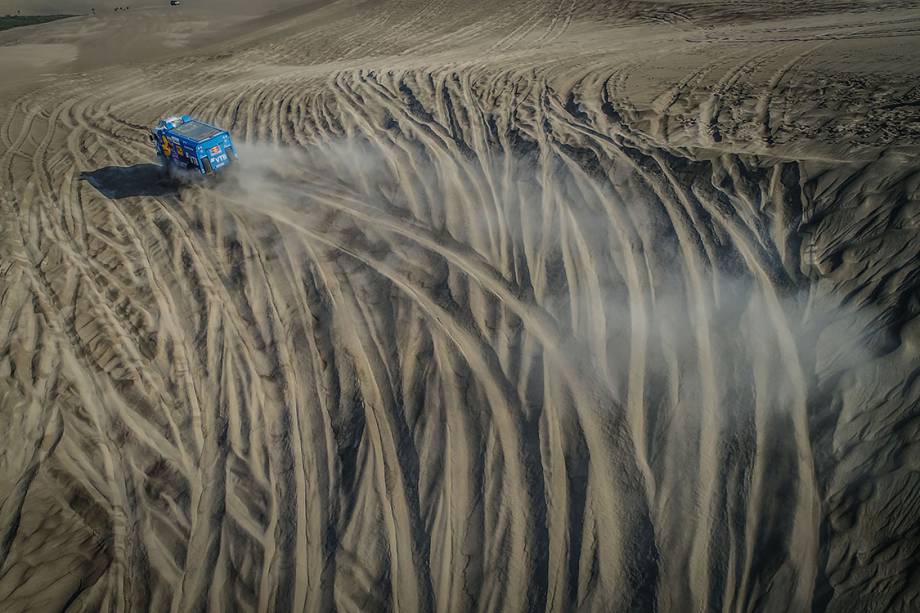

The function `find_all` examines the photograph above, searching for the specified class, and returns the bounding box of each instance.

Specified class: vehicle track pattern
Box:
[1,1,919,612]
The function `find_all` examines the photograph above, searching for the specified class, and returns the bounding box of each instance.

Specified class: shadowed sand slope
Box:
[1,1,919,611]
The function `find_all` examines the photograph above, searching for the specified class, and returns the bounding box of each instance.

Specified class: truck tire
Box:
[227,148,237,162]
[202,157,212,174]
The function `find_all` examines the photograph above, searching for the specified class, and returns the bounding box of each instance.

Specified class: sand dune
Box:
[1,1,919,611]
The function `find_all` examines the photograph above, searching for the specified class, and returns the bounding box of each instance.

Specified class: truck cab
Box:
[151,115,236,175]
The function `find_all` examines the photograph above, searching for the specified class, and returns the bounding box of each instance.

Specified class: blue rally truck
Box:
[150,115,236,175]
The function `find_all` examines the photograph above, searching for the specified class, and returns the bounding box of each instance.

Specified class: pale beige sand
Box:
[1,1,919,611]
[0,43,77,84]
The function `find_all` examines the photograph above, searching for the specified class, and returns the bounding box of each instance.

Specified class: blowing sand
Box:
[1,0,919,611]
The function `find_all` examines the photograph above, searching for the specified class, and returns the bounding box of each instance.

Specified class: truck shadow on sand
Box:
[80,164,180,199]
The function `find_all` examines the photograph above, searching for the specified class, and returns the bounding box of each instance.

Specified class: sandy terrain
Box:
[1,0,919,611]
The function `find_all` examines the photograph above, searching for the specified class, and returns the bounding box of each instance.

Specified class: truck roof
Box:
[168,120,224,143]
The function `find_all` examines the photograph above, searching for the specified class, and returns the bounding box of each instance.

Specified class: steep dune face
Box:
[1,1,919,611]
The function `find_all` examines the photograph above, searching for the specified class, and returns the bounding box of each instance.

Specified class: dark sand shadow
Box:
[80,164,179,199]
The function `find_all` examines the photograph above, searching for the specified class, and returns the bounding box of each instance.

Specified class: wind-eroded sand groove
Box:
[1,0,920,611]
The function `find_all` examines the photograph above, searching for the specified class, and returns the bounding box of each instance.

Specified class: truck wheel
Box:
[202,157,213,174]
[227,148,237,162]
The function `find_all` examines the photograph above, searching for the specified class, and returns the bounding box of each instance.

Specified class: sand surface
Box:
[1,1,919,611]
